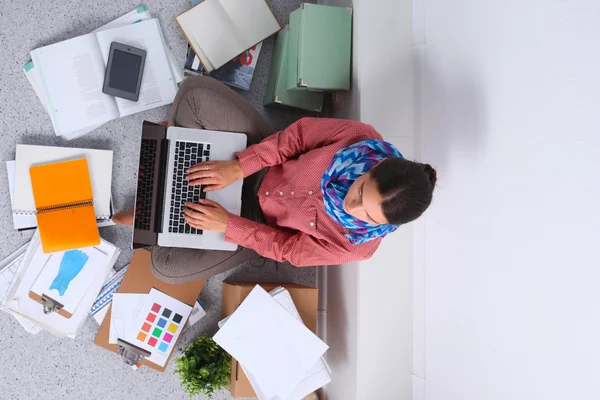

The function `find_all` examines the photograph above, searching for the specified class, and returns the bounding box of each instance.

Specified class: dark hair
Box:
[370,158,437,225]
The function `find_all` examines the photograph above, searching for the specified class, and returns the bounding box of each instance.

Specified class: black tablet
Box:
[102,42,146,101]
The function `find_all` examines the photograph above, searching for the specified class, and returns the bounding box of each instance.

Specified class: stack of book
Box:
[264,3,353,112]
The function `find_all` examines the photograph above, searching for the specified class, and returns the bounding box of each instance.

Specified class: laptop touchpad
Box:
[207,188,239,212]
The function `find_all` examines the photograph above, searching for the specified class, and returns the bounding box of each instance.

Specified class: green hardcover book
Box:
[287,3,352,91]
[286,8,303,92]
[265,27,324,112]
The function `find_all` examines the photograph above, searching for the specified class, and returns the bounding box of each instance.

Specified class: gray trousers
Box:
[150,76,273,284]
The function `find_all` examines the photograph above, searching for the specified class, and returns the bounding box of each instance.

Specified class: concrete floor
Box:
[0,0,316,399]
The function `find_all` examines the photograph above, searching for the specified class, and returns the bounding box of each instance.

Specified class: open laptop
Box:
[132,121,247,251]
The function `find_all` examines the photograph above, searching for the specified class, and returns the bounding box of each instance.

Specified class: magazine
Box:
[184,42,263,91]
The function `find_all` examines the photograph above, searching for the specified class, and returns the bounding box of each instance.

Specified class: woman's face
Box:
[343,171,388,225]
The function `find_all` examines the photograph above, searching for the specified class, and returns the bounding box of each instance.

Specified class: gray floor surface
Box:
[0,0,317,399]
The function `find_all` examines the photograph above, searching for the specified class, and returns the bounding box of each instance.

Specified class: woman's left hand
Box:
[183,199,230,233]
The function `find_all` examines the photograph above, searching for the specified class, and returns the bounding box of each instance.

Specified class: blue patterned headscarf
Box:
[321,140,404,245]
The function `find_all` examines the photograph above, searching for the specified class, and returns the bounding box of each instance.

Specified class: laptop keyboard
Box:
[169,141,211,235]
[134,139,157,231]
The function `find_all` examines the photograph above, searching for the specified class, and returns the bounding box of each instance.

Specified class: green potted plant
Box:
[175,335,232,397]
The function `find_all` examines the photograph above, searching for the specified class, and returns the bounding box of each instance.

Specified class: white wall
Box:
[354,0,416,398]
[320,0,417,399]
[420,1,600,399]
[317,2,361,399]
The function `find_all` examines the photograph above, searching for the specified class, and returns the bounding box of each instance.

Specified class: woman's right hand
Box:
[185,160,244,192]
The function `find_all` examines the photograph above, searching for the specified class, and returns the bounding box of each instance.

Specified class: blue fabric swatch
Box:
[49,250,89,296]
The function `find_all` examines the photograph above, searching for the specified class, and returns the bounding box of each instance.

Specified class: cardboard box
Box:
[221,281,319,398]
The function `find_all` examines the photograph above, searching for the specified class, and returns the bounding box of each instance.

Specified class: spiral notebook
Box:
[30,158,100,253]
[13,144,113,223]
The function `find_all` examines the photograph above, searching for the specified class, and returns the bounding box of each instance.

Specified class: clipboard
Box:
[94,249,205,372]
[28,246,108,320]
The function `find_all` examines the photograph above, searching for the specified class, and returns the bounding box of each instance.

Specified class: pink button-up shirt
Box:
[224,118,383,266]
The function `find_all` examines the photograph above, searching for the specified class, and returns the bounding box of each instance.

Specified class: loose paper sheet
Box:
[0,244,43,335]
[109,293,146,344]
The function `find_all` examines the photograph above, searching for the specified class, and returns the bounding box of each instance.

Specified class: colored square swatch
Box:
[152,327,163,338]
[157,318,167,328]
[151,303,161,313]
[137,332,147,342]
[172,313,183,323]
[147,337,158,347]
[158,342,169,352]
[167,323,178,333]
[141,322,151,333]
[146,313,157,323]
[162,308,172,318]
[163,333,173,343]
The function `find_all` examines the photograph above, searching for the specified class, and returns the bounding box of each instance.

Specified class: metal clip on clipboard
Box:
[29,292,73,318]
[40,294,64,315]
[117,339,151,366]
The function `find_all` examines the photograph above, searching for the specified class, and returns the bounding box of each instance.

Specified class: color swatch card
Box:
[30,246,107,315]
[128,288,192,367]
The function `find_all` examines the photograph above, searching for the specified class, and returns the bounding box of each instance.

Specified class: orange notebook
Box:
[30,158,100,253]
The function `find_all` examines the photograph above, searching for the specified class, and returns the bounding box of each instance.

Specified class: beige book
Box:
[176,0,281,72]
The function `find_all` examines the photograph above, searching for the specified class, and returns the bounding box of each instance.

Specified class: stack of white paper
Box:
[214,286,331,400]
[0,243,43,335]
[4,231,120,338]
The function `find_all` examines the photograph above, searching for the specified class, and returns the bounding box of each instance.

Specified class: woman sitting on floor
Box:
[114,76,436,283]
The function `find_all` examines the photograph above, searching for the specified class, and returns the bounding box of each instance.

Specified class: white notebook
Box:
[30,18,178,138]
[176,0,281,72]
[12,145,113,219]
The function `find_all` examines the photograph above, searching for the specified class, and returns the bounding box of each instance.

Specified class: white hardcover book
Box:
[177,0,280,72]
